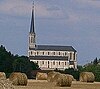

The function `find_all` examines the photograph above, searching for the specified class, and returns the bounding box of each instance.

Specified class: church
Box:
[28,3,77,70]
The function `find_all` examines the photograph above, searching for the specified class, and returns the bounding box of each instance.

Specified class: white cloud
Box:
[0,0,100,24]
[0,0,65,19]
[76,0,100,8]
[0,0,31,17]
[35,2,64,19]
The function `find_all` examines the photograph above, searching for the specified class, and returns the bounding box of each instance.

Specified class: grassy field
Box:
[14,80,100,89]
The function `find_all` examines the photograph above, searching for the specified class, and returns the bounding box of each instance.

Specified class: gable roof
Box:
[29,45,76,52]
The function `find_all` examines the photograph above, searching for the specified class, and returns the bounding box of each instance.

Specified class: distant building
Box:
[28,3,77,70]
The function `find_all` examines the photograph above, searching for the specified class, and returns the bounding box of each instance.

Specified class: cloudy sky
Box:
[0,0,100,65]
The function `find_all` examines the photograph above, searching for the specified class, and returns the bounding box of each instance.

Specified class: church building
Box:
[28,3,77,70]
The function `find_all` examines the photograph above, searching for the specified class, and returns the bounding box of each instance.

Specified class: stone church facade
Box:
[28,4,77,70]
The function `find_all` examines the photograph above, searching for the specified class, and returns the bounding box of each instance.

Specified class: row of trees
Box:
[0,45,39,78]
[55,58,100,82]
[0,45,100,81]
[82,57,100,82]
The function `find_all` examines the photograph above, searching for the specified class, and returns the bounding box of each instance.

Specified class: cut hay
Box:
[0,78,14,89]
[0,72,6,79]
[66,74,75,81]
[52,73,61,82]
[55,74,73,87]
[9,72,28,86]
[36,72,47,80]
[47,71,60,82]
[80,72,95,83]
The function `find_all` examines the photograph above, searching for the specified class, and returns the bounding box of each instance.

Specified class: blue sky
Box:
[0,0,100,65]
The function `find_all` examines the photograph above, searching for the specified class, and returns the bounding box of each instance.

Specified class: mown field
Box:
[14,80,100,89]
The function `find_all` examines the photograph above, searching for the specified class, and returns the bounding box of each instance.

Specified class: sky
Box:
[0,0,100,65]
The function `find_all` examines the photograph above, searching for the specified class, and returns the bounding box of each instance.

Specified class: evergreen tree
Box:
[93,57,98,65]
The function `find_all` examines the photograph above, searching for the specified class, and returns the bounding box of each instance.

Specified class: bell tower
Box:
[29,2,36,49]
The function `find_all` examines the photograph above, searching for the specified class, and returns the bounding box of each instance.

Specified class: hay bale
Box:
[47,71,60,82]
[0,78,14,89]
[36,72,47,80]
[52,73,61,82]
[19,73,28,85]
[0,72,6,79]
[80,72,95,83]
[55,74,72,87]
[9,72,28,86]
[66,74,75,81]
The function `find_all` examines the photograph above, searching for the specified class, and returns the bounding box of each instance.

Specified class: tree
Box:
[64,68,80,80]
[13,56,31,72]
[13,56,39,78]
[0,45,40,78]
[93,57,98,65]
[0,45,14,73]
[30,61,39,70]
[83,64,100,82]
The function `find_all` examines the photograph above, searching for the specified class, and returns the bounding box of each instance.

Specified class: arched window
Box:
[31,51,32,55]
[37,52,39,55]
[53,52,55,55]
[65,62,66,65]
[53,61,55,65]
[48,52,50,55]
[48,61,49,64]
[65,52,67,55]
[59,62,60,65]
[42,61,44,65]
[59,52,60,55]
[43,52,44,55]
[70,53,72,59]
[31,37,33,43]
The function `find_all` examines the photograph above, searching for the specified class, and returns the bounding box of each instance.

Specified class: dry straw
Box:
[9,72,28,86]
[47,71,60,82]
[0,78,14,89]
[0,72,6,79]
[66,74,75,81]
[80,72,95,83]
[36,72,47,80]
[55,74,73,87]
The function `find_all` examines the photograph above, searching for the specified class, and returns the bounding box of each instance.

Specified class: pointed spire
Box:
[30,2,35,33]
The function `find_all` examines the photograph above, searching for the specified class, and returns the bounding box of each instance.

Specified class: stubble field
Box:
[14,80,100,89]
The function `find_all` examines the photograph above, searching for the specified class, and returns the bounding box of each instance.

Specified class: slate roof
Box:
[30,4,35,33]
[29,56,68,61]
[29,45,76,52]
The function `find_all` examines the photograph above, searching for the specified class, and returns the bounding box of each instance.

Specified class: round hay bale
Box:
[9,72,28,86]
[56,74,72,87]
[0,79,14,89]
[52,73,61,82]
[36,72,47,80]
[80,72,95,83]
[47,71,60,82]
[18,73,28,85]
[0,72,6,79]
[66,74,75,81]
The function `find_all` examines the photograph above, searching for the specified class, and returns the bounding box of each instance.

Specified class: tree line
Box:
[0,45,39,78]
[55,57,100,82]
[0,45,100,81]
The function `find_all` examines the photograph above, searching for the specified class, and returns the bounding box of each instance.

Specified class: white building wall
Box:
[28,50,70,57]
[30,59,70,70]
[29,50,77,70]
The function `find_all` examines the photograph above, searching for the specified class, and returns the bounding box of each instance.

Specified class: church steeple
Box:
[29,2,36,49]
[30,2,35,33]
